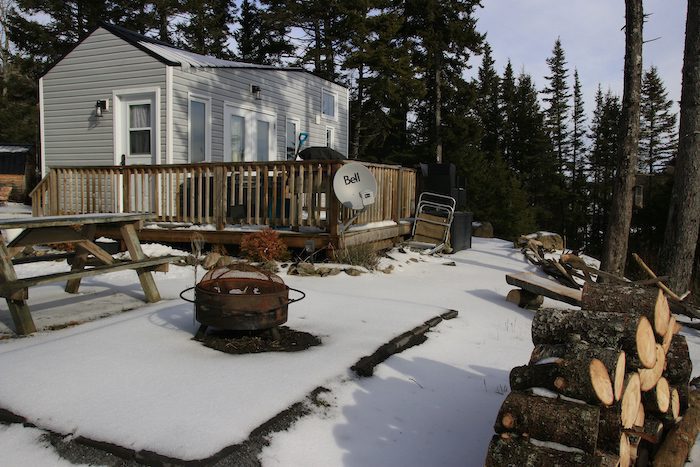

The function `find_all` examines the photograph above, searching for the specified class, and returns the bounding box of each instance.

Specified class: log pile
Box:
[485,288,694,466]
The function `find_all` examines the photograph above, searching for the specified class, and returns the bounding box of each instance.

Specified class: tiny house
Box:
[39,23,349,176]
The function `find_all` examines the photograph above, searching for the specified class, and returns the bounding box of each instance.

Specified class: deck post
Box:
[392,168,403,223]
[328,163,340,245]
[213,165,226,230]
[122,168,131,213]
[49,169,59,215]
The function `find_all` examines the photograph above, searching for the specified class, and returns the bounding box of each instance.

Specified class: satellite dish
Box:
[333,163,377,210]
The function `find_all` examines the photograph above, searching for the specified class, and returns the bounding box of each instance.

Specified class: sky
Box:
[470,0,688,117]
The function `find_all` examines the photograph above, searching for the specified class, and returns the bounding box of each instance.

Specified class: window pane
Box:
[130,104,151,128]
[286,120,297,159]
[190,101,206,162]
[326,128,333,148]
[130,130,151,155]
[230,115,245,162]
[256,120,269,161]
[322,91,335,117]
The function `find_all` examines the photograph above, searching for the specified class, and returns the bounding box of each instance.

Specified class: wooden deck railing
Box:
[30,161,417,235]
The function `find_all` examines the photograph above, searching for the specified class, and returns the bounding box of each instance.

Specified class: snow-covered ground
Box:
[0,233,698,466]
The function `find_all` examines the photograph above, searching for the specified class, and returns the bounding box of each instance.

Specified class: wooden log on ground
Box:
[662,316,676,353]
[510,358,614,406]
[529,342,626,401]
[654,390,700,467]
[598,405,626,453]
[506,288,544,308]
[661,388,681,425]
[642,376,670,415]
[484,434,620,467]
[664,335,692,385]
[532,308,657,369]
[494,391,600,454]
[677,383,689,414]
[581,283,670,337]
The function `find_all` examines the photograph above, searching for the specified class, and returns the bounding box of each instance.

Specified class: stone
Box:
[472,221,494,238]
[202,252,222,269]
[515,231,564,251]
[216,256,236,268]
[379,265,395,274]
[442,261,457,266]
[289,262,317,276]
[345,267,363,276]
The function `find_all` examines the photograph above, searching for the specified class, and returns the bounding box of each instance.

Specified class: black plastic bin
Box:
[450,211,473,252]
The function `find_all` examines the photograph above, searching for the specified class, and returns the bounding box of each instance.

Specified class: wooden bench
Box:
[505,272,583,307]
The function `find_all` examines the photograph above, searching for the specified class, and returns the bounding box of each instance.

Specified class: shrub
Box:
[240,229,289,262]
[331,244,379,270]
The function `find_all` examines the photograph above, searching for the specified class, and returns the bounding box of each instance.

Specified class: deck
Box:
[30,161,417,250]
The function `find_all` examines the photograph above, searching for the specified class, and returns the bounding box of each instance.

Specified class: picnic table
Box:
[0,213,176,335]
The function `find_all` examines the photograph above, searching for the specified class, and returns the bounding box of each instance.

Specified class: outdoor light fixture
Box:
[251,85,261,100]
[95,99,108,117]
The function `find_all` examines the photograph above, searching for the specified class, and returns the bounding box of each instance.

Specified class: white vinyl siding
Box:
[41,27,166,168]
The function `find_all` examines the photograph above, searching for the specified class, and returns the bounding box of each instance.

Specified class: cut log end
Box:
[614,351,627,401]
[621,373,642,429]
[656,377,671,414]
[662,316,677,353]
[506,288,544,308]
[590,358,615,406]
[654,288,671,337]
[636,317,657,369]
[670,388,681,420]
[501,412,515,429]
[619,433,631,467]
[639,344,666,391]
[634,402,645,427]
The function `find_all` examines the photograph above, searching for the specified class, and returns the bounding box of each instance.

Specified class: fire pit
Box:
[181,264,305,339]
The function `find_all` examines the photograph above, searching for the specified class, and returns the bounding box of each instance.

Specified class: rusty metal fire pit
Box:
[180,264,305,338]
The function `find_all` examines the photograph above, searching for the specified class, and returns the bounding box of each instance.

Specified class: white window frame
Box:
[286,117,300,160]
[223,102,277,162]
[188,93,211,163]
[326,126,335,149]
[321,88,338,121]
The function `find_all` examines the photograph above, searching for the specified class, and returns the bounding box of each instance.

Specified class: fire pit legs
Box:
[268,326,281,341]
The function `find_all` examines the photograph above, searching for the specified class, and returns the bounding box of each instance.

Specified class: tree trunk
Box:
[660,0,700,293]
[485,434,620,467]
[601,0,643,277]
[598,405,626,451]
[532,308,656,369]
[510,358,614,406]
[529,342,626,401]
[581,283,670,336]
[494,391,600,454]
[433,64,443,163]
[664,335,692,385]
[506,289,544,308]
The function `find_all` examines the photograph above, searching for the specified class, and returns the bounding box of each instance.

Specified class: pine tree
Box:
[571,70,586,179]
[499,60,517,168]
[403,0,483,162]
[639,66,678,174]
[566,69,588,248]
[475,42,501,157]
[234,0,293,64]
[586,87,621,255]
[118,1,185,42]
[542,38,571,174]
[176,0,236,59]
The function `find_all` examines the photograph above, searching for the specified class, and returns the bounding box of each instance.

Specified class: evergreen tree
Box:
[567,69,588,248]
[499,60,517,168]
[234,0,293,64]
[119,1,185,42]
[176,0,236,58]
[510,71,561,231]
[571,70,586,179]
[475,42,501,157]
[587,87,621,255]
[403,0,483,162]
[542,38,571,174]
[639,66,678,174]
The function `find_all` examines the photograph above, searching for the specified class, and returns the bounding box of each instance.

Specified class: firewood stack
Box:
[485,287,693,466]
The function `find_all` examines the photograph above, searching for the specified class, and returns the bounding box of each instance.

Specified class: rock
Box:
[317,267,341,277]
[184,255,198,266]
[202,252,222,269]
[515,231,564,251]
[344,267,363,276]
[442,261,456,266]
[289,262,317,276]
[379,265,394,274]
[472,222,494,238]
[216,256,236,268]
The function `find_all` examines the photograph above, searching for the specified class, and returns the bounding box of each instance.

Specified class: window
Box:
[128,103,152,155]
[230,115,245,162]
[189,95,210,163]
[286,119,298,159]
[326,126,335,149]
[322,89,336,119]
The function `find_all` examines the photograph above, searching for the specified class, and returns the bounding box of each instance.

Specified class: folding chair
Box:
[405,192,456,254]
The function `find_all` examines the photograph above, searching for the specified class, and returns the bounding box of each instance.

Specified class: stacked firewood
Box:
[485,287,693,466]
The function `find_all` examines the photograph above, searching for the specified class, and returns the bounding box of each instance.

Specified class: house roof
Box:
[101,23,304,71]
[0,144,32,154]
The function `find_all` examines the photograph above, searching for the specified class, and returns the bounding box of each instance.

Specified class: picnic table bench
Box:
[0,213,177,335]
